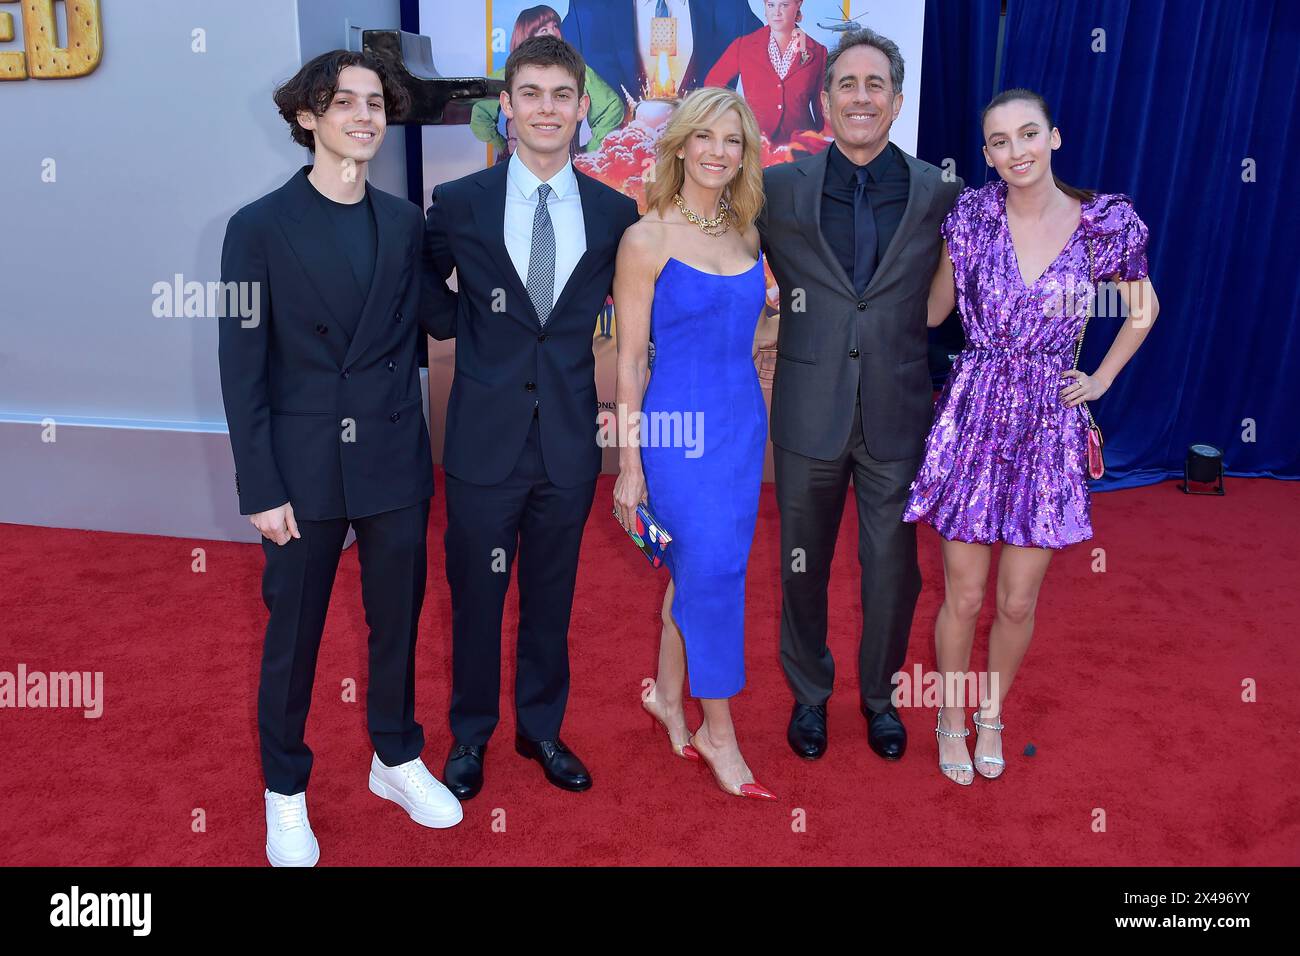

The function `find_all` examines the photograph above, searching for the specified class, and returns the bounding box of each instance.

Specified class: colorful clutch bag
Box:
[613,501,673,568]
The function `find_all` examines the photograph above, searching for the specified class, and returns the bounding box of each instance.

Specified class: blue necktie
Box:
[853,166,878,293]
[525,183,556,327]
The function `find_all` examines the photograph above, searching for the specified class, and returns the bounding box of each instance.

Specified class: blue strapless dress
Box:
[640,253,767,698]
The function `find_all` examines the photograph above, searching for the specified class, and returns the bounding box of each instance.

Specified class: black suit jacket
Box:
[218,166,434,520]
[561,0,762,101]
[759,146,963,462]
[420,161,639,488]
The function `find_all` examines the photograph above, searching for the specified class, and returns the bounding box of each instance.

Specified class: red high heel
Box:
[641,678,699,760]
[688,730,776,801]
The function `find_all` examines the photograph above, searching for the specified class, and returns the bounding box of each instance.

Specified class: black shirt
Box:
[313,187,377,339]
[821,140,911,293]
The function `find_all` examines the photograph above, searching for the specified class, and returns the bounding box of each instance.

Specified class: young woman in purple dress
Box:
[902,89,1161,786]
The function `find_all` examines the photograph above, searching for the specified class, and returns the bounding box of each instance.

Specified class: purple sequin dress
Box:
[902,181,1150,549]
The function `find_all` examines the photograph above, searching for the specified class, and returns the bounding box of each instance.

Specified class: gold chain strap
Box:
[1072,238,1098,431]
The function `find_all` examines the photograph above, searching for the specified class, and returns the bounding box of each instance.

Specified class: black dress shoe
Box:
[787,702,828,759]
[443,742,486,801]
[514,735,592,791]
[862,703,907,760]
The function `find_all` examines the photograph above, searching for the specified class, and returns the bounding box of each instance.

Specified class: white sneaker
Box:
[264,789,320,867]
[368,753,464,828]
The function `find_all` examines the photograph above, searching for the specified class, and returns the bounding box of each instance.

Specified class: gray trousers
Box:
[773,401,923,713]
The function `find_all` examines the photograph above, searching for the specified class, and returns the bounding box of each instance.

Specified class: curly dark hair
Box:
[273,50,411,151]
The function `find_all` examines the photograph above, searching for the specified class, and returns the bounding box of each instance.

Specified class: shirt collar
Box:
[827,140,898,186]
[507,152,578,202]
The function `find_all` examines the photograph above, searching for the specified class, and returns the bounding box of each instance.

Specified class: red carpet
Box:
[1,473,1297,866]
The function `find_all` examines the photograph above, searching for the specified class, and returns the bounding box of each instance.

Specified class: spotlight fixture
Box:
[1181,444,1224,496]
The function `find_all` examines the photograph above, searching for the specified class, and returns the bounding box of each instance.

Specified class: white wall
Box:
[0,0,407,541]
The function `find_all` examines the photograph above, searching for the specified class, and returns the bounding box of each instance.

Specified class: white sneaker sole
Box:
[368,772,464,828]
[266,835,320,867]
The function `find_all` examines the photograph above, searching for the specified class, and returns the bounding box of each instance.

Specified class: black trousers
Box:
[444,414,596,745]
[773,401,922,713]
[258,499,429,795]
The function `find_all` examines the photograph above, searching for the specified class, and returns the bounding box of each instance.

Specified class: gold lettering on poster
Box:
[0,0,103,81]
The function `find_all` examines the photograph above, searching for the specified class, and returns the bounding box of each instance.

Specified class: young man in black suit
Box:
[219,50,462,867]
[421,35,639,799]
[759,30,963,764]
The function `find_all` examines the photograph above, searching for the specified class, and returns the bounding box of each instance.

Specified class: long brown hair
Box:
[981,88,1094,202]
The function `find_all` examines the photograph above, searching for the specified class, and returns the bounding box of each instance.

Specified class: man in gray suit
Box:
[758,28,963,761]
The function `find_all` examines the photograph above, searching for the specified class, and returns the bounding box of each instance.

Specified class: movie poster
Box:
[425,0,925,478]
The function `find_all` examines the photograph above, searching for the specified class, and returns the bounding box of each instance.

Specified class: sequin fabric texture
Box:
[902,180,1150,549]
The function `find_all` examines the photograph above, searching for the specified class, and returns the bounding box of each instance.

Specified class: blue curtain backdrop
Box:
[917,0,1003,189]
[917,0,1004,380]
[999,0,1300,487]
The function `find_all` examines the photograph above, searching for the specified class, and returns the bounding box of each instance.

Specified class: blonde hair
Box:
[645,87,764,233]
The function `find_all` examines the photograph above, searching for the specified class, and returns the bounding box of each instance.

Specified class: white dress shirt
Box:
[504,152,587,312]
[637,0,694,97]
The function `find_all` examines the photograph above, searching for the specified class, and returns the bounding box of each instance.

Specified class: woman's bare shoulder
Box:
[619,214,672,266]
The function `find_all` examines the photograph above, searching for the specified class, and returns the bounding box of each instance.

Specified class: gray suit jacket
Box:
[758,144,963,462]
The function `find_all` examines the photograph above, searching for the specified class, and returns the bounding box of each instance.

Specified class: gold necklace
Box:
[674,193,731,238]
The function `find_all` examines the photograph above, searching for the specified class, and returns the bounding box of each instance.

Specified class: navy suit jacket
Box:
[561,0,763,101]
[420,161,639,488]
[218,166,434,520]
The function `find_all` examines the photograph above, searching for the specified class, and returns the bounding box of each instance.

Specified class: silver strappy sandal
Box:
[934,708,973,786]
[972,711,1006,779]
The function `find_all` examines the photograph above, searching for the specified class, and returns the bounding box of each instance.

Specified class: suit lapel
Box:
[341,182,404,367]
[470,161,541,329]
[549,170,606,321]
[752,27,777,84]
[794,147,857,297]
[783,31,817,83]
[279,167,364,338]
[865,150,937,295]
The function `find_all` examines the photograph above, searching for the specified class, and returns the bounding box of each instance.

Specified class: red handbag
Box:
[1073,239,1105,480]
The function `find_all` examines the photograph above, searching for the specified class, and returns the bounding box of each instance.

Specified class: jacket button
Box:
[387,359,397,371]
[849,348,860,358]
[394,311,403,322]
[315,323,328,334]
[525,381,536,391]
[857,301,867,311]
[390,412,400,423]
[341,368,350,378]
[538,332,548,342]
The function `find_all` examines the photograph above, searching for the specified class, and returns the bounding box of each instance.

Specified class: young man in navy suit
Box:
[218,50,462,867]
[421,35,639,799]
